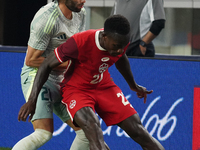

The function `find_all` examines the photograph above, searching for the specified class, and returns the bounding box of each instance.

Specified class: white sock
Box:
[70,129,89,150]
[12,129,52,150]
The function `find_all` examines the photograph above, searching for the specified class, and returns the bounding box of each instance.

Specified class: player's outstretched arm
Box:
[18,52,61,122]
[115,54,153,103]
[115,54,137,89]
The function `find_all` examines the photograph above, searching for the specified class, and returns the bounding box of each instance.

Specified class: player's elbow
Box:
[157,19,165,29]
[25,58,32,67]
[150,19,165,35]
[25,58,36,67]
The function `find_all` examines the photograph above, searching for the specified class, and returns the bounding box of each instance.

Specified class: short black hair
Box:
[104,14,130,36]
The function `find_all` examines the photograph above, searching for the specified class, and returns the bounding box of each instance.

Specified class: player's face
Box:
[65,0,85,12]
[103,34,129,57]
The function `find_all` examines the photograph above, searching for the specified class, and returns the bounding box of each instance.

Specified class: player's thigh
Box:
[44,78,68,123]
[32,118,54,133]
[96,85,136,126]
[65,119,81,131]
[62,88,96,124]
[53,97,77,130]
[22,79,54,121]
[31,85,54,121]
[21,74,55,132]
[117,113,142,133]
[74,107,99,128]
[53,101,71,123]
[21,71,36,101]
[31,85,56,132]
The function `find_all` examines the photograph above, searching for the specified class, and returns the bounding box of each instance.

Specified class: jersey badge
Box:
[69,100,76,109]
[99,63,108,73]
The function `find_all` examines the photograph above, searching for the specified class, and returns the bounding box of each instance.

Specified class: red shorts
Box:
[62,82,137,126]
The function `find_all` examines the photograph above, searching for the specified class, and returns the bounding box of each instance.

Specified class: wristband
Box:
[140,40,147,47]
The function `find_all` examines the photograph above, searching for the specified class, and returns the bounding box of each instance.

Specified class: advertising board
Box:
[0,51,199,149]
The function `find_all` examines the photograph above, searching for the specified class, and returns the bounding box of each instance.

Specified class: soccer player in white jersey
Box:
[12,0,92,149]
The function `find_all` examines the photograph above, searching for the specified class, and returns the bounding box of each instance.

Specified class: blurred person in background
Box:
[111,0,165,57]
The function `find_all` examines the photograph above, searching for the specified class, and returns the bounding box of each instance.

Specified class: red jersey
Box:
[55,29,129,91]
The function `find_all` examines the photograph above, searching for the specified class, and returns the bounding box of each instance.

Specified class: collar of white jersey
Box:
[95,30,106,51]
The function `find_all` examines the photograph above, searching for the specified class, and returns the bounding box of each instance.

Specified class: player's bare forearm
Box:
[29,52,60,100]
[115,55,153,103]
[26,46,67,69]
[53,61,69,70]
[18,52,61,121]
[25,46,46,68]
[142,31,156,44]
[27,57,45,68]
[28,57,68,70]
[115,54,138,90]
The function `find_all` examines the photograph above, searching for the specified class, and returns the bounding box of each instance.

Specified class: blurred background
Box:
[0,0,200,150]
[1,0,200,56]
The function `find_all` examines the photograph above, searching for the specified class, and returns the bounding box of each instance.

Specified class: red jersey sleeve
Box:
[54,37,79,63]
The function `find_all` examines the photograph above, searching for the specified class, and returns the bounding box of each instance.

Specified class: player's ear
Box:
[102,31,107,37]
[101,32,107,43]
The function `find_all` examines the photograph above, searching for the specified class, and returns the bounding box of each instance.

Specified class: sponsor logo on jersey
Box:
[69,100,76,109]
[101,57,110,62]
[57,34,67,40]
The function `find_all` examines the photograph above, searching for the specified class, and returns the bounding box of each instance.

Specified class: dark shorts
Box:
[126,40,155,57]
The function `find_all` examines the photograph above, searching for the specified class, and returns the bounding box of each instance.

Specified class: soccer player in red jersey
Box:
[18,14,165,150]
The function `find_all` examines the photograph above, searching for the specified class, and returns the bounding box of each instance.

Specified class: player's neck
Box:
[99,31,106,49]
[59,3,73,20]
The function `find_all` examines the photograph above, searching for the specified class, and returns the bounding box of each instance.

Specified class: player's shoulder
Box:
[71,29,98,47]
[30,2,60,34]
[33,2,56,19]
[73,29,98,38]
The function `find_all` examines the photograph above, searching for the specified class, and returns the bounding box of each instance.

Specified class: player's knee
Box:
[124,114,147,139]
[34,129,53,147]
[12,129,53,150]
[86,116,100,130]
[75,129,89,142]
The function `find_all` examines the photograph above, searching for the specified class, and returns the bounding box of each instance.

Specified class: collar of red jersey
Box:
[95,30,106,51]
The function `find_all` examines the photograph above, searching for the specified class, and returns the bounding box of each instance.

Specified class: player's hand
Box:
[139,45,147,55]
[18,100,36,122]
[132,85,153,103]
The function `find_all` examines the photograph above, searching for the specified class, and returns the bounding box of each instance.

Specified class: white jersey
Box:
[21,0,86,84]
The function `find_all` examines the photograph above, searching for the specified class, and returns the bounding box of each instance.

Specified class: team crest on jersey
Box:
[101,57,110,62]
[69,100,76,109]
[99,63,108,73]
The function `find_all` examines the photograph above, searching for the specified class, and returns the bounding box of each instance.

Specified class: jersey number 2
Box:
[117,92,129,106]
[41,87,52,101]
